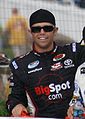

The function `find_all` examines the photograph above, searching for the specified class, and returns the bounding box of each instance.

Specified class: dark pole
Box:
[82,26,85,40]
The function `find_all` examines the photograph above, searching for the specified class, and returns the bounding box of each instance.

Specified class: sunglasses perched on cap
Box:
[31,25,54,33]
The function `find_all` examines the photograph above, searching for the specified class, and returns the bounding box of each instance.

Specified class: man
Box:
[4,8,31,57]
[79,26,85,45]
[6,9,85,118]
[67,62,85,119]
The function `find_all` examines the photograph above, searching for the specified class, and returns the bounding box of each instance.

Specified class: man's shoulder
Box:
[60,42,77,51]
[10,51,32,70]
[63,42,82,50]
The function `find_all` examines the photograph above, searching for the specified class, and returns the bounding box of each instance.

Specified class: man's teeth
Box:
[40,37,46,40]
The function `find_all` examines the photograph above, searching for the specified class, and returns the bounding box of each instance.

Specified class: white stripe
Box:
[26,92,36,116]
[75,62,85,106]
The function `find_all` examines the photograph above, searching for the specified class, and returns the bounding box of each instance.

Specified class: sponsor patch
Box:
[72,42,76,52]
[28,60,39,69]
[12,61,18,69]
[53,54,65,62]
[80,67,85,74]
[28,67,42,74]
[64,59,74,68]
[74,81,80,97]
[51,62,63,71]
[34,81,70,101]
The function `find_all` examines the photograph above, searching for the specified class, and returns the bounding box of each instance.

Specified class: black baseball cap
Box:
[29,9,56,27]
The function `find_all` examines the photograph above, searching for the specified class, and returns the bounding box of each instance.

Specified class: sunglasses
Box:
[31,25,54,33]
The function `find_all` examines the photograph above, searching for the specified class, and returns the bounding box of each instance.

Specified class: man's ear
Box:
[55,27,58,32]
[28,28,31,33]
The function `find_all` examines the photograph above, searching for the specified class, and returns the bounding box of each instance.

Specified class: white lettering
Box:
[48,93,62,100]
[49,81,70,93]
[49,84,55,92]
[28,68,42,74]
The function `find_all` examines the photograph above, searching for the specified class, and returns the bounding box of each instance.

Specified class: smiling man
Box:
[6,9,85,118]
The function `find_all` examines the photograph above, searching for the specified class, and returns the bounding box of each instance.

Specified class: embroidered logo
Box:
[51,62,63,71]
[12,61,18,69]
[28,60,39,69]
[53,54,65,62]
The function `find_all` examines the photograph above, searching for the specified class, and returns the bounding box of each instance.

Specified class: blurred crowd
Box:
[0,8,32,100]
[0,0,85,57]
[0,8,32,58]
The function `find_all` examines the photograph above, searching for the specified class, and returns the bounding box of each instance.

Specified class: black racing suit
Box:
[6,42,85,118]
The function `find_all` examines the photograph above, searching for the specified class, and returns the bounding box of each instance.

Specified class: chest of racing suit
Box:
[7,43,85,118]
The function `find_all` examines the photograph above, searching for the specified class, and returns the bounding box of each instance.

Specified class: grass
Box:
[0,100,9,116]
[0,47,12,116]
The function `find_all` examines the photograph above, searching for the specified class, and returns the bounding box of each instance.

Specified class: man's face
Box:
[30,22,58,52]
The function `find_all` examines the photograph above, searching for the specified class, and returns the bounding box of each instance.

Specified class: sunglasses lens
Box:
[31,26,54,33]
[44,26,54,32]
[31,27,41,33]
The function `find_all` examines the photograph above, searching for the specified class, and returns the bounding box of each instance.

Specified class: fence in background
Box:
[0,0,85,116]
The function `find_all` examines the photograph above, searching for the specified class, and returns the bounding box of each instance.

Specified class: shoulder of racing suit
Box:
[9,51,33,71]
[10,42,85,71]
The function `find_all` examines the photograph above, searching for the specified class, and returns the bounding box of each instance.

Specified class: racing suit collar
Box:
[33,42,57,56]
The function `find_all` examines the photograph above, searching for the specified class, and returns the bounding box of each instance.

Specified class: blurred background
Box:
[0,0,85,116]
[0,0,85,58]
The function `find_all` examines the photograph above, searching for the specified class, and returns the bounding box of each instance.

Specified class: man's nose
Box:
[40,28,45,33]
